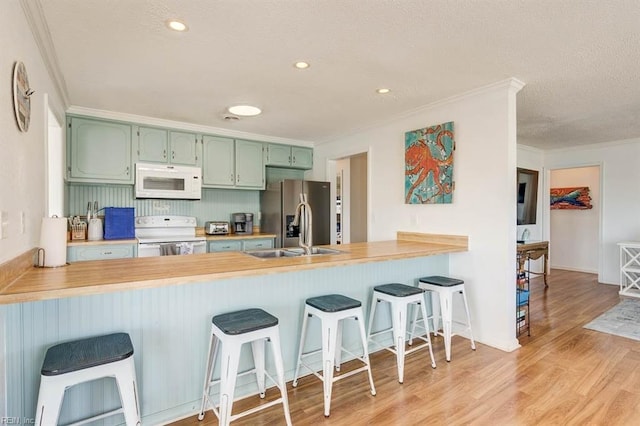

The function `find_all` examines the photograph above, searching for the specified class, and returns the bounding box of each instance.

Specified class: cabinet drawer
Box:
[208,240,243,252]
[242,239,274,251]
[67,244,136,262]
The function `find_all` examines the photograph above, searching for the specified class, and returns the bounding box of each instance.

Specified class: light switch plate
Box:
[0,211,7,239]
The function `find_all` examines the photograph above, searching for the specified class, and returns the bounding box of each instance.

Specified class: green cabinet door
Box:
[235,139,265,189]
[265,144,313,169]
[137,126,168,163]
[68,117,133,184]
[207,240,243,253]
[202,135,235,187]
[67,244,136,262]
[265,144,292,167]
[170,131,199,165]
[291,146,313,169]
[242,238,274,251]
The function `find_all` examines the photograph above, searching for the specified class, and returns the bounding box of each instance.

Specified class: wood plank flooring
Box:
[171,270,640,425]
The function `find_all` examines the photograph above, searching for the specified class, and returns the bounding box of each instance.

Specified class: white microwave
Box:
[135,163,202,200]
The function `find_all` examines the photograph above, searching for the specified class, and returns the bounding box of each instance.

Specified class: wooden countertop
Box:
[0,232,467,305]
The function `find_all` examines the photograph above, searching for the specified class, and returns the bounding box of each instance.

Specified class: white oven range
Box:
[135,215,206,257]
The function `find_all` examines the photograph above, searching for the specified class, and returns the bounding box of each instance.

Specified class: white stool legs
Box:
[367,283,436,384]
[35,333,140,426]
[198,308,292,426]
[417,276,476,362]
[292,294,376,417]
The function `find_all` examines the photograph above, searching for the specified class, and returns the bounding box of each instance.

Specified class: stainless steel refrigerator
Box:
[260,179,331,248]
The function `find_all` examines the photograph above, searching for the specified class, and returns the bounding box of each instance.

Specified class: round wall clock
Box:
[12,61,34,132]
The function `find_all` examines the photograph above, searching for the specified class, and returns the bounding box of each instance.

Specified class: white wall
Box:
[313,79,524,351]
[545,139,640,284]
[549,166,600,273]
[0,0,66,264]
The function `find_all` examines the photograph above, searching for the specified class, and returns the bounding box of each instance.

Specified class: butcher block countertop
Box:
[0,232,467,305]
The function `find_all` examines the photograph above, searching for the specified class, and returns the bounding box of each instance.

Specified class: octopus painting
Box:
[405,121,455,204]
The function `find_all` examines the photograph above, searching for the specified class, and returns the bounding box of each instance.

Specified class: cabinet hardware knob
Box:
[230,174,234,182]
[163,149,167,159]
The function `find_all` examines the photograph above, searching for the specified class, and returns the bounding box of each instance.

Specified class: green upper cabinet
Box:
[137,126,168,162]
[67,116,133,184]
[137,126,199,166]
[265,144,313,169]
[202,137,264,189]
[170,131,199,165]
[202,135,235,187]
[235,139,265,188]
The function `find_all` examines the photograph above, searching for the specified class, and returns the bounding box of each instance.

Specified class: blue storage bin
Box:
[104,207,135,240]
[517,289,530,306]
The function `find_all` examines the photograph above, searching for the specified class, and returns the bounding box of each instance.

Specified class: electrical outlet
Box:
[0,211,7,239]
[152,200,170,212]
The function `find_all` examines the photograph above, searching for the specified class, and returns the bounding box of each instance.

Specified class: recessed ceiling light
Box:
[376,88,391,94]
[166,19,188,32]
[227,105,262,117]
[294,61,310,69]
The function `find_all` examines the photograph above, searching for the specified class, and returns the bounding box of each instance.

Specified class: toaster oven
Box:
[204,221,230,235]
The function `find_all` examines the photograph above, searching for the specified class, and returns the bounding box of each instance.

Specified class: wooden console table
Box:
[517,240,549,287]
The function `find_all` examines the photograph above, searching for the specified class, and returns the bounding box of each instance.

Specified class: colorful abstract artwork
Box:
[405,121,455,204]
[550,187,592,210]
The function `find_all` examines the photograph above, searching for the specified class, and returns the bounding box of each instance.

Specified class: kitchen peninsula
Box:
[1,232,467,424]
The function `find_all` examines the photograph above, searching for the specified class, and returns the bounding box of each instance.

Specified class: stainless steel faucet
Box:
[292,193,313,255]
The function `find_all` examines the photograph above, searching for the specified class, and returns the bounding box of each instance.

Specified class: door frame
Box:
[325,147,372,244]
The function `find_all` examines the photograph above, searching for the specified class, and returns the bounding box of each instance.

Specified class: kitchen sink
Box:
[244,249,303,259]
[244,247,345,259]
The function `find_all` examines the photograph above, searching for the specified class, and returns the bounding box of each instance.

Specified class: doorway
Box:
[334,152,368,244]
[549,165,601,275]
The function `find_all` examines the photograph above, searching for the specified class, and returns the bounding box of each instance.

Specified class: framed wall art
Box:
[405,121,455,204]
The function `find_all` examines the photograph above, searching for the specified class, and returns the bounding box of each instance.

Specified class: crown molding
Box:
[318,77,527,144]
[66,106,315,147]
[20,0,70,107]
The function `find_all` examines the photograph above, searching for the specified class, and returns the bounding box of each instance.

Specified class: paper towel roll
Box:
[39,216,68,267]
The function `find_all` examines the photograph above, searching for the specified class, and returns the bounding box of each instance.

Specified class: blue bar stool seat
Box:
[198,308,292,426]
[415,275,476,362]
[367,283,436,383]
[35,332,141,426]
[292,294,376,417]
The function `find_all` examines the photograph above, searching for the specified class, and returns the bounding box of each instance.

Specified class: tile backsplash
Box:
[67,183,260,226]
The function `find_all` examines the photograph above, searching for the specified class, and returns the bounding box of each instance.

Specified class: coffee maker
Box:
[231,213,253,235]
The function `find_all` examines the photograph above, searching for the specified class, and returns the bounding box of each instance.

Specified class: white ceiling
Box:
[36,0,640,149]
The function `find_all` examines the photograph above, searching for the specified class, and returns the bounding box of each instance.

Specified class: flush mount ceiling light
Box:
[227,105,262,117]
[294,61,310,69]
[376,88,391,94]
[166,19,188,32]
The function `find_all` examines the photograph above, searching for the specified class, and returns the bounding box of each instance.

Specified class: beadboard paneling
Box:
[4,255,448,424]
[67,183,259,225]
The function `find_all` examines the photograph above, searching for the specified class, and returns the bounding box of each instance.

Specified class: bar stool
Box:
[198,308,292,426]
[35,332,141,426]
[292,294,376,417]
[367,283,436,383]
[416,275,476,362]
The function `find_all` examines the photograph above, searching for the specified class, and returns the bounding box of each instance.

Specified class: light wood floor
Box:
[171,270,640,425]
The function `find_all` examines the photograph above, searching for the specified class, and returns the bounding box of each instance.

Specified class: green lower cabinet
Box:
[207,240,243,253]
[67,244,137,262]
[207,238,275,253]
[242,238,274,250]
